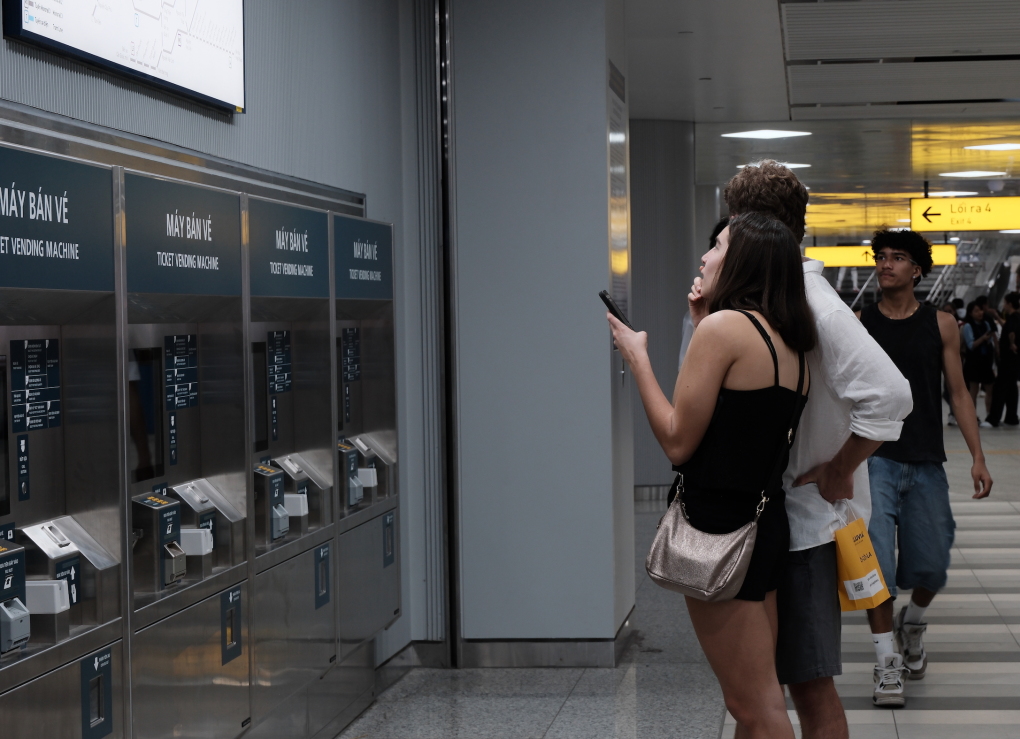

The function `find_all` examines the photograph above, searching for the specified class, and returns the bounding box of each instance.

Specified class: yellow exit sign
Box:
[910,196,1020,231]
[805,245,957,267]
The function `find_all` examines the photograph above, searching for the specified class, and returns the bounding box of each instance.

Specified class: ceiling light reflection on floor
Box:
[721,130,811,139]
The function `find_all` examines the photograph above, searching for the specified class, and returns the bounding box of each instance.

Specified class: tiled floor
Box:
[341,424,1019,739]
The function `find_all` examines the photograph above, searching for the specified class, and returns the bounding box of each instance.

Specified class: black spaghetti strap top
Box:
[670,310,808,534]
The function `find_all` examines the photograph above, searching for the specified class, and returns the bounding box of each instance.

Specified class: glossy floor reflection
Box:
[341,423,1018,739]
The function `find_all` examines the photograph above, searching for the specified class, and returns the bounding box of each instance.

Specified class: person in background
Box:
[962,301,997,426]
[683,161,912,739]
[857,230,992,707]
[953,298,966,321]
[610,212,815,739]
[987,292,1020,427]
[976,294,1003,327]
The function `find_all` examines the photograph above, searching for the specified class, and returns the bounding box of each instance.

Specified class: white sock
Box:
[872,631,896,661]
[904,599,928,624]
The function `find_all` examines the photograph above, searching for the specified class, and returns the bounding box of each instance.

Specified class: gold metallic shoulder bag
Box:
[645,352,805,601]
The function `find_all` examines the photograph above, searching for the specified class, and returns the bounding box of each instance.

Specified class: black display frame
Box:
[1,0,245,113]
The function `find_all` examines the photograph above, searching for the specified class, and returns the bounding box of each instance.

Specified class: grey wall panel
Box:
[373,0,446,666]
[629,120,696,487]
[451,0,627,640]
[0,1,398,194]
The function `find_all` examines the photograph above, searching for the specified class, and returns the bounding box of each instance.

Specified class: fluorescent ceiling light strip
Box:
[928,191,979,197]
[939,171,1007,177]
[721,130,811,140]
[1000,230,1020,234]
[737,163,810,169]
[965,144,1020,151]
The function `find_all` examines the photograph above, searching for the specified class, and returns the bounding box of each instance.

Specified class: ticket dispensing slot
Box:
[170,479,245,578]
[254,464,288,546]
[338,441,362,507]
[0,541,29,654]
[131,494,186,592]
[272,453,332,535]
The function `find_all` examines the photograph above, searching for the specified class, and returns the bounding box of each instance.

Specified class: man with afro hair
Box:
[857,229,993,706]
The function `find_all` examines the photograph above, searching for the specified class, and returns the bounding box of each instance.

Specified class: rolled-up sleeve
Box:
[817,309,913,441]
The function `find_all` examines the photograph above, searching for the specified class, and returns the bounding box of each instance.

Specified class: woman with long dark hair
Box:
[608,212,815,738]
[962,301,996,424]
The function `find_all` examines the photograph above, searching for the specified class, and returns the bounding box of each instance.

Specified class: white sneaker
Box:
[979,420,994,428]
[947,414,958,426]
[873,653,906,707]
[895,606,929,680]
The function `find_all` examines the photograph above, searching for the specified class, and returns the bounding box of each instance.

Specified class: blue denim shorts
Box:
[867,456,955,598]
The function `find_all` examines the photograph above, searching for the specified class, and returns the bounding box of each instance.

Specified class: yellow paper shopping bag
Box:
[833,502,890,612]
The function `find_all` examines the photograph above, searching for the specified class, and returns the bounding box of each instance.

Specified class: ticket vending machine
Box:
[124,174,249,739]
[0,145,123,738]
[247,198,333,552]
[244,197,337,734]
[334,215,401,665]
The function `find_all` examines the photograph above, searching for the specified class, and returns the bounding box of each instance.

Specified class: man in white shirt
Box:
[680,161,912,739]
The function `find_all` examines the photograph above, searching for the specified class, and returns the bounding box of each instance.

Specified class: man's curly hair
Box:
[723,160,809,242]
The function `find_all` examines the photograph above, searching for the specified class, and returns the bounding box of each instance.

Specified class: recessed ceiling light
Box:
[965,143,1020,151]
[722,130,812,140]
[939,170,1007,177]
[1000,230,1020,234]
[928,191,979,197]
[737,162,810,169]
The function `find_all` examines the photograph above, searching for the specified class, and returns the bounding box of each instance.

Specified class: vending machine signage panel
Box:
[0,146,114,291]
[334,216,393,300]
[124,174,241,295]
[248,198,329,298]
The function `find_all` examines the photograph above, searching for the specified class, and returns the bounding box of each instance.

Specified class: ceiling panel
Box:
[626,0,789,122]
[782,0,1020,61]
[789,60,1020,106]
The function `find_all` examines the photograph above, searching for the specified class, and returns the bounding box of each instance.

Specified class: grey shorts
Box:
[775,542,842,685]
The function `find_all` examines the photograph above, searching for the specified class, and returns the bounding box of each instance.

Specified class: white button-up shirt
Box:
[678,259,913,551]
[784,260,912,550]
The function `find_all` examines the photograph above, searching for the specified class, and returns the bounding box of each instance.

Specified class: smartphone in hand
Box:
[599,290,634,330]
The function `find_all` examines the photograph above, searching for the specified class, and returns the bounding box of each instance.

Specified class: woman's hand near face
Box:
[607,312,648,369]
[688,276,708,327]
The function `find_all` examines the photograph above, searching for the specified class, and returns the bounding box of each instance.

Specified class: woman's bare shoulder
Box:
[692,310,758,353]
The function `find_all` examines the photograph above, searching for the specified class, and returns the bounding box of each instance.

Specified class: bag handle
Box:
[833,498,858,528]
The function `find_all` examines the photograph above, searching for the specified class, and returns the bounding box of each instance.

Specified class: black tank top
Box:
[670,311,808,532]
[860,302,946,464]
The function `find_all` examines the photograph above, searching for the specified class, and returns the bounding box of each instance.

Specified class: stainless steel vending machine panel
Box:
[131,583,249,739]
[252,542,334,723]
[0,145,122,701]
[337,505,400,659]
[0,641,123,739]
[247,197,333,555]
[123,173,247,617]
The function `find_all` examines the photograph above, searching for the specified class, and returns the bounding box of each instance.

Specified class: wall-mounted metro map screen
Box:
[2,0,245,111]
